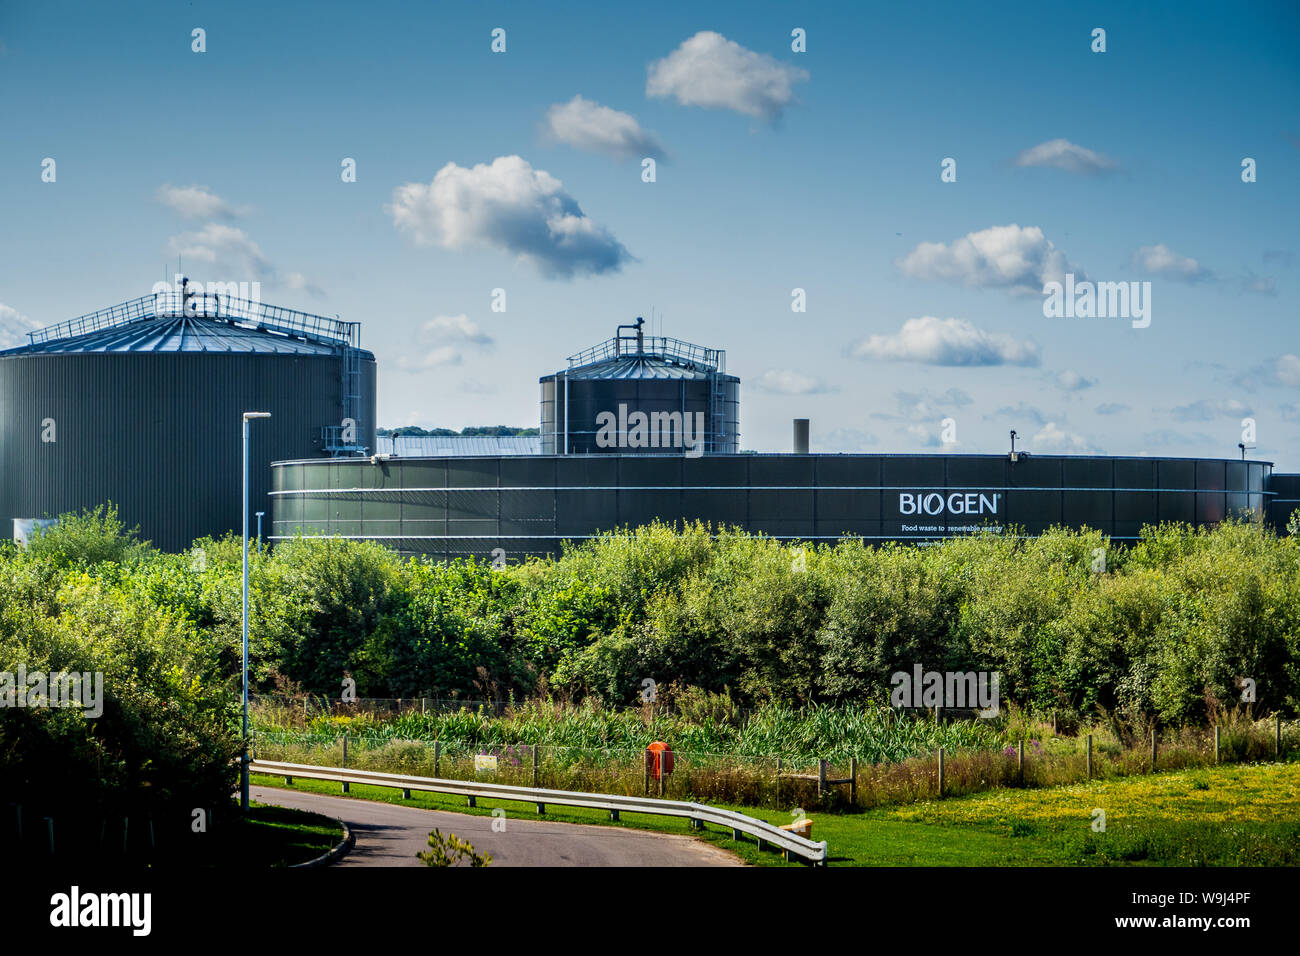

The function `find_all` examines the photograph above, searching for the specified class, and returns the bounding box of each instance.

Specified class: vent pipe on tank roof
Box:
[793,419,810,454]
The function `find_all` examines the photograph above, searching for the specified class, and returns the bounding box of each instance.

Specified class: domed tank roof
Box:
[0,282,369,357]
[551,317,733,381]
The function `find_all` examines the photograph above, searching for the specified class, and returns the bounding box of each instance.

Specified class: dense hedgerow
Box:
[2,511,1298,757]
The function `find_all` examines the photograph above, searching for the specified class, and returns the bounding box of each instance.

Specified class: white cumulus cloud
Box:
[387,156,633,279]
[646,31,808,121]
[1275,354,1300,386]
[397,314,493,370]
[896,224,1078,295]
[1013,139,1118,175]
[542,96,666,161]
[1031,421,1093,452]
[167,224,321,295]
[1171,398,1252,422]
[851,317,1041,367]
[751,368,832,394]
[1054,369,1096,391]
[1132,244,1212,282]
[0,302,34,349]
[156,184,241,219]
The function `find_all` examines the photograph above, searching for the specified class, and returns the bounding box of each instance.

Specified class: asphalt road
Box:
[252,785,743,867]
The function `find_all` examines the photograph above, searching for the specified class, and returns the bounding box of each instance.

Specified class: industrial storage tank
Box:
[0,280,376,552]
[539,318,740,454]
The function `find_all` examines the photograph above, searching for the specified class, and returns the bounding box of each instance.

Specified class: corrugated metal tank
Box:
[540,320,740,454]
[0,287,376,552]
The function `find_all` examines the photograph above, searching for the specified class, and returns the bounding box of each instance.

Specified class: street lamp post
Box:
[242,412,271,812]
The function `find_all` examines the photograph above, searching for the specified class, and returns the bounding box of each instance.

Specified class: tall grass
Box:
[250,697,1298,811]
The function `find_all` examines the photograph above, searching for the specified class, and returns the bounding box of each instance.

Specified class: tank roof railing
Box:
[567,332,720,371]
[28,290,360,349]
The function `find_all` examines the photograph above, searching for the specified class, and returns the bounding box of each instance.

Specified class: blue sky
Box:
[2,0,1297,461]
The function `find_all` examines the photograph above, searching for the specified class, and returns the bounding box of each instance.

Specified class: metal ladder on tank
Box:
[709,373,727,454]
[323,346,366,456]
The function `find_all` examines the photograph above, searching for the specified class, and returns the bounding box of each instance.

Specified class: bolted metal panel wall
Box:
[0,350,377,553]
[540,373,740,455]
[270,453,1275,561]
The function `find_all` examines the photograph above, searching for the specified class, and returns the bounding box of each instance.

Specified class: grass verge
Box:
[252,761,1300,867]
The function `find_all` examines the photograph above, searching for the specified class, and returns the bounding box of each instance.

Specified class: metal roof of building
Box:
[376,434,542,456]
[0,284,365,356]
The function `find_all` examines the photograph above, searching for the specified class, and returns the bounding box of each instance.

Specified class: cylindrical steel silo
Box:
[0,283,376,552]
[540,318,740,454]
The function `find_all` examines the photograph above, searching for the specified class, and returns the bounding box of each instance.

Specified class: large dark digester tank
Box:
[0,280,376,552]
[539,318,740,455]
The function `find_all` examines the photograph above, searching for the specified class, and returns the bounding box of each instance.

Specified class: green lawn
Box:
[252,761,1300,867]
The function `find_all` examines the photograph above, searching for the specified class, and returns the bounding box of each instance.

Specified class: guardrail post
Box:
[1086,734,1092,780]
[341,735,349,793]
[468,795,476,808]
[937,747,944,798]
[402,789,411,800]
[536,802,545,815]
[610,810,619,822]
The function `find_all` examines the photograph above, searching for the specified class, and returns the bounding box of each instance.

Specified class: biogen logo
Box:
[899,491,1001,516]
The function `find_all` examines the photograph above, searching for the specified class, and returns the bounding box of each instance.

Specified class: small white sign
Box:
[474,755,498,773]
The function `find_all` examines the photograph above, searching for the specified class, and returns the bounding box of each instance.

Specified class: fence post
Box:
[341,734,349,793]
[643,751,651,795]
[1052,711,1057,735]
[532,744,539,788]
[1277,714,1283,758]
[1151,728,1157,772]
[849,757,857,805]
[1018,740,1024,784]
[434,740,441,778]
[658,757,665,798]
[817,759,826,798]
[1214,725,1220,764]
[1086,734,1092,780]
[776,758,782,806]
[937,747,945,798]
